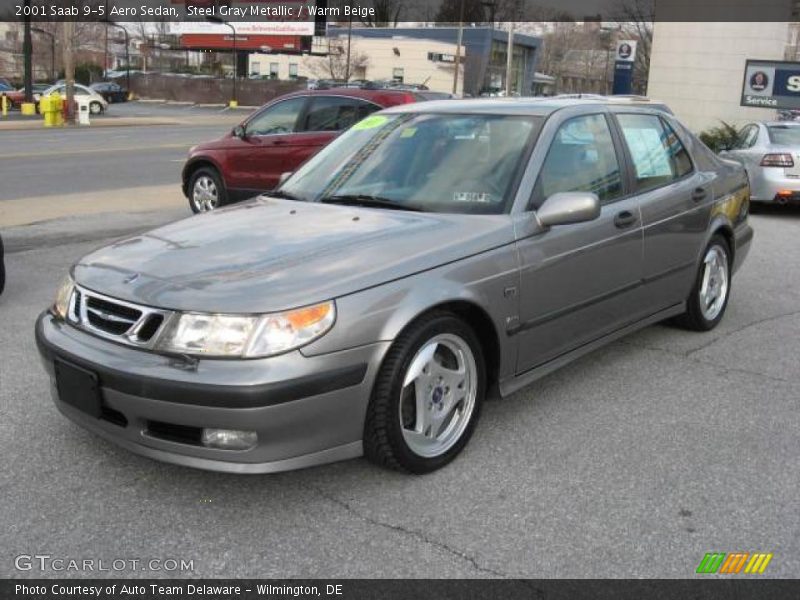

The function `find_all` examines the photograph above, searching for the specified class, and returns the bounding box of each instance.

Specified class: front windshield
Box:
[281,112,540,214]
[768,125,800,146]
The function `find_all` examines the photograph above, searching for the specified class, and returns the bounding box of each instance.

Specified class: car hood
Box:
[73,198,515,313]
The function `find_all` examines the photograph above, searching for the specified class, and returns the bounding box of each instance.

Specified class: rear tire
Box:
[89,101,103,115]
[674,235,732,331]
[364,312,485,474]
[188,167,228,213]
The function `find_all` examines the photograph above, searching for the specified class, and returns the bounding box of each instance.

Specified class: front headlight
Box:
[156,301,335,358]
[52,275,75,320]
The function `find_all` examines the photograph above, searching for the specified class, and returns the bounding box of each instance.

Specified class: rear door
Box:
[231,95,308,192]
[514,110,646,372]
[612,110,712,309]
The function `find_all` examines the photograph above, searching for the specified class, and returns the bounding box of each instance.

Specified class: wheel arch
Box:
[383,299,503,397]
[182,157,224,196]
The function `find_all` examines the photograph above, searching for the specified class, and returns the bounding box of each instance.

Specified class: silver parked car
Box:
[36,99,753,474]
[721,121,800,204]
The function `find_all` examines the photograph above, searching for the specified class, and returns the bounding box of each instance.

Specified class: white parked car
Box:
[42,83,108,115]
[721,121,800,205]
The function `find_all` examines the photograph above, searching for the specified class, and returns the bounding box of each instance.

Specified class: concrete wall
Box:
[647,22,790,132]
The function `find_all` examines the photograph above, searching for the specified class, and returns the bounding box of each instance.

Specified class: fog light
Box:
[201,428,257,450]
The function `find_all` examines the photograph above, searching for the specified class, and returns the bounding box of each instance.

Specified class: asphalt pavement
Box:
[0,203,798,578]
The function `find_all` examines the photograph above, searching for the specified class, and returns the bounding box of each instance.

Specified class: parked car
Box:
[89,81,128,103]
[182,88,422,213]
[41,83,108,115]
[720,121,800,204]
[0,81,25,108]
[37,98,753,474]
[28,83,52,103]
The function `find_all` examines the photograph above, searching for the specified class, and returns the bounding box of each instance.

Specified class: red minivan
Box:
[182,88,421,212]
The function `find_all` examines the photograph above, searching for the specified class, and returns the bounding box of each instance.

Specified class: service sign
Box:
[741,59,800,109]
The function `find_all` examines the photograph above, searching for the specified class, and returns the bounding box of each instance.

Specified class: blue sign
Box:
[742,59,800,109]
[612,61,633,95]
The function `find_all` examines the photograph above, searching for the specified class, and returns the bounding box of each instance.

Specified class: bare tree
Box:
[307,38,369,80]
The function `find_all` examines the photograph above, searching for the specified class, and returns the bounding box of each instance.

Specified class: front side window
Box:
[300,96,378,132]
[282,113,539,214]
[533,114,623,208]
[617,113,693,192]
[245,97,305,136]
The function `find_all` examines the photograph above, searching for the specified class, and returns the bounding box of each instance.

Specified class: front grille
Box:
[69,285,171,349]
[86,295,141,335]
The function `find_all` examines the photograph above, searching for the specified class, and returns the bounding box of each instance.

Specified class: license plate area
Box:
[54,359,103,418]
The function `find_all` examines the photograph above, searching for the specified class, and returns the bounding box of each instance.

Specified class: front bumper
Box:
[36,312,388,473]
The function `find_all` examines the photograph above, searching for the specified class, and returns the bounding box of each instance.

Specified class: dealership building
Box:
[648,1,800,131]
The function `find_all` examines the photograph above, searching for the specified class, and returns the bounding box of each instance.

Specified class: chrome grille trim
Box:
[66,284,174,349]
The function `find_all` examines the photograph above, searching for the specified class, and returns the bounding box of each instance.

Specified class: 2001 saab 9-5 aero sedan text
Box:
[36,99,753,474]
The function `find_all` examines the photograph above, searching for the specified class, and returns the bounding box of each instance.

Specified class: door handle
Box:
[614,210,637,229]
[271,139,289,146]
[692,187,708,202]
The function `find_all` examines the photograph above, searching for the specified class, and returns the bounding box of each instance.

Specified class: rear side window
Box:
[533,113,623,208]
[245,97,305,136]
[300,96,379,132]
[617,113,693,192]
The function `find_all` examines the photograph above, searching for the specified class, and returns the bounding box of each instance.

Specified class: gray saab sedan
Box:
[36,99,753,474]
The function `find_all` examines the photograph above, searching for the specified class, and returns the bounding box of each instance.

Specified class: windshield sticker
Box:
[454,192,493,203]
[353,115,389,130]
[400,127,417,138]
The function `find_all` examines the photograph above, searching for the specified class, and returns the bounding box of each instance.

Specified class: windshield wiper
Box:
[320,194,423,212]
[264,189,300,200]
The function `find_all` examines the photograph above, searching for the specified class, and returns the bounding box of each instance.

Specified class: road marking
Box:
[0,143,190,160]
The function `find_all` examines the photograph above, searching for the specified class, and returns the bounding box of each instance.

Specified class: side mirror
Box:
[537,192,600,228]
[278,171,293,186]
[233,125,246,139]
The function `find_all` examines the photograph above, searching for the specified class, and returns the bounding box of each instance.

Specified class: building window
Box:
[288,63,298,79]
[250,62,261,76]
[392,67,404,83]
[270,63,279,79]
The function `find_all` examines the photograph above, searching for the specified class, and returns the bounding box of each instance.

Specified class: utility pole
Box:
[452,0,464,95]
[23,0,33,102]
[63,21,75,124]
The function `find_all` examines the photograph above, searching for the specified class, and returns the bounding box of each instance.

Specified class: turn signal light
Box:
[760,153,794,167]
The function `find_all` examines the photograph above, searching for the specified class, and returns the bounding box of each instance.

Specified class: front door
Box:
[231,96,308,192]
[515,112,646,373]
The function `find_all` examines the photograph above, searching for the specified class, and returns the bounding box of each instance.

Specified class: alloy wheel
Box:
[192,176,219,212]
[699,244,729,321]
[399,333,478,458]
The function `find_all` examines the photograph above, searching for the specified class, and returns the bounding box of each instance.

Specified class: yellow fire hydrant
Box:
[41,93,64,127]
[1,93,8,118]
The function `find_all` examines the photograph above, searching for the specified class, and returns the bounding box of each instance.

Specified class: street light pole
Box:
[31,27,55,82]
[206,16,237,106]
[23,0,33,102]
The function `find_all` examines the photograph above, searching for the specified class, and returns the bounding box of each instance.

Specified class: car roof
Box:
[381,96,672,116]
[278,87,419,107]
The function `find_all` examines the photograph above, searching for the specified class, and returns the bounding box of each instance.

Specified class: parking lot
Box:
[1,117,799,579]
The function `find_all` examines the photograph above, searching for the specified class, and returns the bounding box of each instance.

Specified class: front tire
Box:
[675,235,732,331]
[188,167,228,213]
[364,312,485,474]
